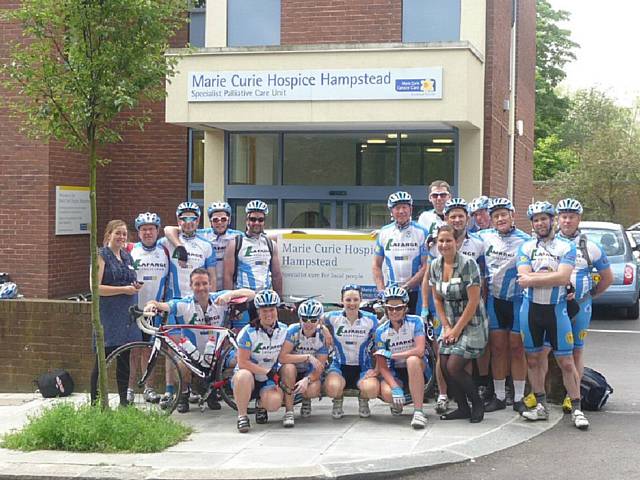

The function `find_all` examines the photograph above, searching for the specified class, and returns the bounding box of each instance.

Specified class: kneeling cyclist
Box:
[233,289,287,433]
[278,299,328,428]
[375,286,428,429]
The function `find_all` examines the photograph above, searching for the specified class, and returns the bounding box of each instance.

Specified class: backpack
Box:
[35,369,75,398]
[233,234,274,285]
[580,367,612,411]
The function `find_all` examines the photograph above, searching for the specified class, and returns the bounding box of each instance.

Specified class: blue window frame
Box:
[402,0,461,43]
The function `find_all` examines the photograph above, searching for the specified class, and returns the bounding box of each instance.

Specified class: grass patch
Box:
[1,402,192,453]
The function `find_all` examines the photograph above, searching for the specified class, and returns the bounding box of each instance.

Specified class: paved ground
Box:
[0,393,561,480]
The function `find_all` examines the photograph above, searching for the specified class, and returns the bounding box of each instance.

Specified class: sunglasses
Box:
[385,304,407,312]
[248,217,265,223]
[179,216,198,223]
[430,192,450,199]
[210,217,229,223]
[300,317,320,323]
[341,283,362,294]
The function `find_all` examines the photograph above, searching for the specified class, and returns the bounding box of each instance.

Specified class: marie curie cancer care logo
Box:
[395,78,437,94]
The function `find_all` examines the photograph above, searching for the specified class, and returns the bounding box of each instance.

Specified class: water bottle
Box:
[179,337,201,364]
[201,336,217,368]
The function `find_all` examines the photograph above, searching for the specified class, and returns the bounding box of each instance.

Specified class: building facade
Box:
[0,0,535,298]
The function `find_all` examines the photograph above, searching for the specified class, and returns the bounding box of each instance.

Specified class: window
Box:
[399,133,455,186]
[229,134,279,185]
[228,0,280,47]
[188,129,205,205]
[402,0,461,43]
[189,5,206,48]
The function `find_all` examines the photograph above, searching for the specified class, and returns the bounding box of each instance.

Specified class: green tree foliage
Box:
[1,0,188,410]
[533,133,577,181]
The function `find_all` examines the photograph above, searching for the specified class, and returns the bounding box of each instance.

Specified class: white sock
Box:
[514,380,526,401]
[438,394,448,401]
[494,379,506,400]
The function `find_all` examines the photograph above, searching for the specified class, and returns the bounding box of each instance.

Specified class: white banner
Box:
[188,67,443,102]
[55,186,90,235]
[278,233,378,304]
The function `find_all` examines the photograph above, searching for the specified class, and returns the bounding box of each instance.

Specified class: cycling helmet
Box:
[245,200,269,215]
[0,282,17,299]
[443,198,468,215]
[254,289,280,308]
[207,201,232,218]
[383,285,409,304]
[134,212,161,231]
[387,191,413,209]
[176,201,201,218]
[527,201,555,220]
[469,195,489,214]
[298,299,324,319]
[556,198,583,215]
[488,197,515,214]
[341,284,362,296]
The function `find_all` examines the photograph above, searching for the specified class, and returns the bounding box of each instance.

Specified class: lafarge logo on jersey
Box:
[486,245,515,259]
[244,246,270,257]
[132,259,167,272]
[252,342,281,355]
[385,239,419,251]
[335,326,369,338]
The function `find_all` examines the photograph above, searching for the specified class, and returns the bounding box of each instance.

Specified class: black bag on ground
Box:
[36,369,75,398]
[580,367,612,411]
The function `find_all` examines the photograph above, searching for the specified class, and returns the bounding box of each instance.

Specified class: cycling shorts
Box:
[520,298,574,356]
[327,364,367,390]
[571,296,592,349]
[488,296,522,333]
[231,375,278,400]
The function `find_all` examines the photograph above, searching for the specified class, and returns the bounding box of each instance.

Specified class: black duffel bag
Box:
[35,369,75,398]
[580,367,613,411]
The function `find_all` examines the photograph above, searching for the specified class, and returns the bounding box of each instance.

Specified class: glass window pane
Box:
[347,202,388,229]
[228,0,280,47]
[284,201,332,228]
[191,130,205,184]
[230,199,278,230]
[189,9,206,48]
[400,133,455,186]
[402,0,461,42]
[229,134,279,185]
[284,133,396,186]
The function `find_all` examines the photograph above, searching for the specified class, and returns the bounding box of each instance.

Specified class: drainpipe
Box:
[507,0,518,199]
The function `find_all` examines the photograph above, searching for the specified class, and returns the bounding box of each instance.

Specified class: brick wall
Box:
[0,299,94,392]
[281,0,402,45]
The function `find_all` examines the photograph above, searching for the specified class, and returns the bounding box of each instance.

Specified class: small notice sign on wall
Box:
[55,186,90,235]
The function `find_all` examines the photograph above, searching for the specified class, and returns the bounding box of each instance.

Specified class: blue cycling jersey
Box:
[197,227,242,290]
[285,324,329,372]
[159,233,216,299]
[557,231,610,300]
[323,310,378,369]
[374,315,425,369]
[374,221,428,290]
[236,321,288,382]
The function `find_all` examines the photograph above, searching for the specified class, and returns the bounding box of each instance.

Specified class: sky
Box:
[549,0,640,106]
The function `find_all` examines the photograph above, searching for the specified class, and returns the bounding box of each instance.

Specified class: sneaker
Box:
[300,399,312,418]
[411,410,427,429]
[176,392,190,413]
[523,392,537,409]
[521,403,549,421]
[332,398,344,419]
[390,404,403,415]
[571,409,589,430]
[143,387,160,404]
[282,410,295,428]
[126,387,135,403]
[255,407,268,424]
[159,393,174,410]
[484,395,506,412]
[358,398,371,418]
[562,395,573,414]
[513,400,526,414]
[435,395,449,414]
[237,415,251,433]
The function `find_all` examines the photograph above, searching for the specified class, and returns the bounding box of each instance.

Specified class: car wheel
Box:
[626,300,639,320]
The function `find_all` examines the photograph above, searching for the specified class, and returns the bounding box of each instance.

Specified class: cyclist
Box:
[429,225,488,423]
[159,202,216,298]
[373,191,428,314]
[233,289,288,433]
[375,286,428,429]
[418,180,451,237]
[164,201,242,291]
[468,196,492,233]
[517,201,588,430]
[556,198,613,411]
[477,198,531,413]
[323,284,380,419]
[144,268,255,413]
[128,212,170,404]
[278,299,328,428]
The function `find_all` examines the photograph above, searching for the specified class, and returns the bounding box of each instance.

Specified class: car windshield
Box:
[580,228,629,262]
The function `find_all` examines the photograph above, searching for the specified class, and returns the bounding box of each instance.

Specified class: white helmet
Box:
[0,282,18,299]
[387,191,413,209]
[245,200,269,215]
[207,201,232,218]
[134,212,161,231]
[556,198,583,215]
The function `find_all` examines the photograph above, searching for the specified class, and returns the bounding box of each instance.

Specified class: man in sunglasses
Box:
[418,180,451,237]
[165,201,242,292]
[159,202,217,299]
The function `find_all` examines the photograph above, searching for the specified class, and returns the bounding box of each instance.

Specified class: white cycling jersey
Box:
[129,242,170,307]
[517,236,577,304]
[324,310,378,369]
[159,233,216,299]
[285,324,329,372]
[479,227,531,300]
[557,231,610,300]
[374,221,428,290]
[236,321,288,382]
[374,315,425,368]
[167,291,229,351]
[417,209,446,237]
[234,233,274,291]
[197,227,242,289]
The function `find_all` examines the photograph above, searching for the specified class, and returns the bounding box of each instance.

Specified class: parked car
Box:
[626,230,640,250]
[580,221,640,319]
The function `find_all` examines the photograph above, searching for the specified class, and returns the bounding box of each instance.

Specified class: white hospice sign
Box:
[188,67,443,102]
[55,186,90,235]
[277,233,378,304]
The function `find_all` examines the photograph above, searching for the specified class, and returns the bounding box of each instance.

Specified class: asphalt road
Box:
[399,306,640,480]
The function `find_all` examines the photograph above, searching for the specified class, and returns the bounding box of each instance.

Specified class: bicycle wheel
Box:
[214,343,256,414]
[105,341,183,414]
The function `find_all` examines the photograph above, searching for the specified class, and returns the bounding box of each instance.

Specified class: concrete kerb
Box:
[0,394,563,480]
